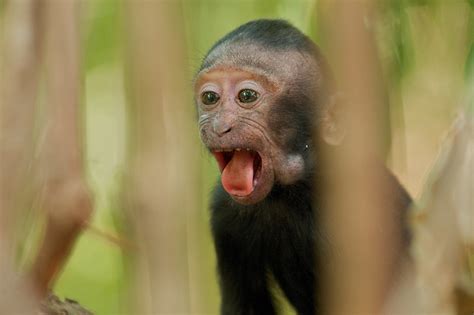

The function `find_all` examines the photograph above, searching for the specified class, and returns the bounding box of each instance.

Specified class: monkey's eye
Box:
[238,89,259,103]
[201,91,220,106]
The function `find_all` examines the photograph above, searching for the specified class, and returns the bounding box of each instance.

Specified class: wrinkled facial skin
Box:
[194,64,313,205]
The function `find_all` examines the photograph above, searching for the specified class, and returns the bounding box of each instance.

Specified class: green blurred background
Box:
[51,0,473,314]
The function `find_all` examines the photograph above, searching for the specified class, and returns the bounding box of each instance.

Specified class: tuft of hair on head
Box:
[199,19,321,72]
[211,19,315,52]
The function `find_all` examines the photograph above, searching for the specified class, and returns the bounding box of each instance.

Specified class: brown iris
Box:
[238,89,259,103]
[201,91,220,105]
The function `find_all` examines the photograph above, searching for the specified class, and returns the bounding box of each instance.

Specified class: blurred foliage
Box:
[383,0,415,82]
[466,9,474,84]
[407,0,430,6]
[467,44,474,81]
[84,0,121,71]
[468,0,474,9]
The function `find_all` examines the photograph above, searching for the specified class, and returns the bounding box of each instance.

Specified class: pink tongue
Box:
[221,150,255,196]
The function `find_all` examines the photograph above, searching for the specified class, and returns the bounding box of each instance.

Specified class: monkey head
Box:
[194,20,340,205]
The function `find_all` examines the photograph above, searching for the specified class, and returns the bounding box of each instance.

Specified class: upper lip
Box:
[211,147,262,173]
[212,147,254,152]
[208,142,261,154]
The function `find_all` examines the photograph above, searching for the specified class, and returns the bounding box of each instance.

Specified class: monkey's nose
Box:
[213,112,235,136]
[214,124,232,137]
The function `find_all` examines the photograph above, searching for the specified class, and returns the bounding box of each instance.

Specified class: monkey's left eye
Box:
[201,91,220,106]
[238,89,259,103]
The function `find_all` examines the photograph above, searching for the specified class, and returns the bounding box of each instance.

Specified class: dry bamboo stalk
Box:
[1,0,94,309]
[317,1,402,313]
[0,0,42,313]
[124,1,200,313]
[0,0,40,263]
[30,0,93,296]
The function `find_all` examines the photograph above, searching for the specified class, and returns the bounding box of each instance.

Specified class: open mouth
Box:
[212,148,262,197]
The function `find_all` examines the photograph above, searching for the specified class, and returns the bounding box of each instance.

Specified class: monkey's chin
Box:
[212,149,274,205]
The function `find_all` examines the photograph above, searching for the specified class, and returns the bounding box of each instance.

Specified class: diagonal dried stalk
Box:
[386,107,474,315]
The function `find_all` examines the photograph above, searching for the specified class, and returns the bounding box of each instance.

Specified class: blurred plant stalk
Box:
[0,0,93,312]
[317,0,408,314]
[386,105,474,314]
[317,0,474,314]
[123,0,201,313]
[0,0,42,311]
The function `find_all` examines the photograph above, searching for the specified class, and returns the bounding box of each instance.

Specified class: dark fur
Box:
[211,168,410,315]
[201,19,411,315]
[201,19,317,72]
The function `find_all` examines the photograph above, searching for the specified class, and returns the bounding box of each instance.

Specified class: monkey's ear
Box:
[320,93,346,146]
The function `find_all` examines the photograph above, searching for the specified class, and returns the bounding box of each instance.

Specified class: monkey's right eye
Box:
[201,91,220,106]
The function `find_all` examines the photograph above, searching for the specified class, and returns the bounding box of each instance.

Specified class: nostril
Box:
[222,126,232,134]
[212,114,234,136]
[216,125,232,136]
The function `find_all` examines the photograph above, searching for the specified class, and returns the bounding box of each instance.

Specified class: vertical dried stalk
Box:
[0,0,41,312]
[30,0,93,295]
[318,1,401,313]
[1,0,93,304]
[0,0,40,261]
[124,1,199,313]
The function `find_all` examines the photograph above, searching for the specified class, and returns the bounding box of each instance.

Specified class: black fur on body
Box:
[211,177,318,315]
[210,167,410,315]
[196,19,412,315]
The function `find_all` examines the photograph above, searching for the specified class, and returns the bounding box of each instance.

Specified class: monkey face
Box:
[195,66,308,205]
